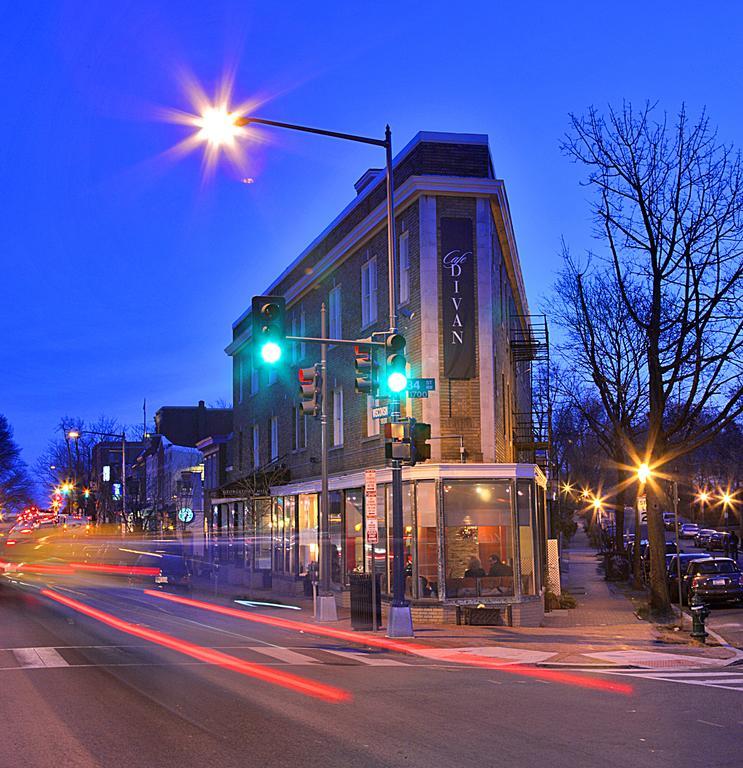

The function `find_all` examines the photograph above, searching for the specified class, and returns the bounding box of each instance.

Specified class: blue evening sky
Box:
[2,1,741,477]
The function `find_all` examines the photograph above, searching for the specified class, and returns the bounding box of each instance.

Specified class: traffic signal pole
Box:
[384,126,414,638]
[315,302,338,621]
[241,119,412,635]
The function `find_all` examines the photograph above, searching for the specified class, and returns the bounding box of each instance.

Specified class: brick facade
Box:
[226,131,532,491]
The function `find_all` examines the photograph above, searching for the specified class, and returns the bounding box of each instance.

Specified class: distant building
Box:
[155,400,232,447]
[131,402,231,534]
[90,440,146,523]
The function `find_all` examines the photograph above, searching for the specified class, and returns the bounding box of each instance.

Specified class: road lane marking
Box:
[697,720,724,728]
[12,647,69,668]
[245,646,319,665]
[318,649,406,666]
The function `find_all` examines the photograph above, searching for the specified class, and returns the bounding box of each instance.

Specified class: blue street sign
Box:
[408,378,436,392]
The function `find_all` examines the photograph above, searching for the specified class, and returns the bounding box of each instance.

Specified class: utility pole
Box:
[316,302,337,620]
[121,431,127,535]
[384,125,413,638]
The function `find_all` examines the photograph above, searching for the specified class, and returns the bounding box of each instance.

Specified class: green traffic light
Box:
[387,371,408,393]
[261,341,282,364]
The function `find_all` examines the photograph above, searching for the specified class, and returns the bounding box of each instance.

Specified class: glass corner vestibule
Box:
[250,472,547,603]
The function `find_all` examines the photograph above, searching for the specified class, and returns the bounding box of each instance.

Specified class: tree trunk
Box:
[632,502,643,589]
[646,478,672,614]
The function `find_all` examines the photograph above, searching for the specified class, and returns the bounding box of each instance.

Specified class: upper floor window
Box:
[291,311,300,363]
[250,363,259,395]
[292,406,307,451]
[270,416,279,461]
[329,285,342,340]
[366,395,380,438]
[237,355,244,404]
[399,231,410,305]
[361,256,378,327]
[332,388,344,446]
[252,424,260,469]
[299,306,306,359]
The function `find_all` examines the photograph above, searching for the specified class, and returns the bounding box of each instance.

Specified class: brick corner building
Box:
[214,131,551,625]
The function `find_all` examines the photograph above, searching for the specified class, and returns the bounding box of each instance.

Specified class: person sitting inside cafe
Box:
[488,553,513,577]
[464,556,486,578]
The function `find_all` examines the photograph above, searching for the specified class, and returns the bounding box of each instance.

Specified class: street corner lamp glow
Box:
[697,491,709,503]
[637,463,651,483]
[387,371,408,393]
[196,105,242,147]
[261,341,282,364]
[67,430,80,439]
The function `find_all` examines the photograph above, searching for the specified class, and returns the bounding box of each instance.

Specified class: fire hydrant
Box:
[689,593,710,643]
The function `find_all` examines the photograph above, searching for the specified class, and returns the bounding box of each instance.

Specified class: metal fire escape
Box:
[510,314,552,475]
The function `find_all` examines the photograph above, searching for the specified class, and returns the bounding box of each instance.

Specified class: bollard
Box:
[689,593,710,643]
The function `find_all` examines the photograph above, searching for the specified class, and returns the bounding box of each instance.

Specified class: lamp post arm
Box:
[236,116,387,148]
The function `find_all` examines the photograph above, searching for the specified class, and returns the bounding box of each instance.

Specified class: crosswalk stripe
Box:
[318,649,406,666]
[245,646,318,665]
[12,647,69,668]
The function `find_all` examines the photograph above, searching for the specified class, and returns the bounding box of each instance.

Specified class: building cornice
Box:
[268,462,546,497]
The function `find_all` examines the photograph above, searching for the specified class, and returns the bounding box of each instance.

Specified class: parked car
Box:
[678,523,700,540]
[694,528,717,548]
[643,543,684,579]
[662,512,676,531]
[681,557,743,605]
[667,554,707,600]
[706,531,731,552]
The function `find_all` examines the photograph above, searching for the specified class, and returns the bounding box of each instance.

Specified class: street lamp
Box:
[193,107,412,636]
[696,490,709,526]
[67,429,128,529]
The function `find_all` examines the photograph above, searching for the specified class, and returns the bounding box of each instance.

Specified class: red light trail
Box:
[40,589,350,704]
[145,591,633,695]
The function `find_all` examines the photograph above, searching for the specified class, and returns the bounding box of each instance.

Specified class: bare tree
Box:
[563,103,743,613]
[0,415,34,511]
[548,250,648,571]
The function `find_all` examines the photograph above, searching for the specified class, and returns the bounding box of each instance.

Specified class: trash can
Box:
[349,573,382,630]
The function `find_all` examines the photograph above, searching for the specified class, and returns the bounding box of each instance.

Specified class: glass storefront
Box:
[443,481,515,599]
[239,473,545,605]
[344,489,364,580]
[298,493,318,576]
[416,481,438,598]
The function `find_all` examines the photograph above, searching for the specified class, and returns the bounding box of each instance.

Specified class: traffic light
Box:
[384,421,410,461]
[298,365,322,417]
[354,345,378,395]
[252,295,286,365]
[385,333,408,394]
[410,421,431,465]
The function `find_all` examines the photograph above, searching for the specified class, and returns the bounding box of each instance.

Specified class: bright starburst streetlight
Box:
[195,105,243,148]
[636,463,651,484]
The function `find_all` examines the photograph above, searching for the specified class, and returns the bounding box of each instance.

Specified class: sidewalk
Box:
[185,534,742,670]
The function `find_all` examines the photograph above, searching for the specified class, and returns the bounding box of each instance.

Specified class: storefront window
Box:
[416,481,438,598]
[386,483,414,598]
[367,483,388,592]
[443,481,514,599]
[272,497,284,572]
[298,493,318,576]
[329,491,343,584]
[284,496,296,575]
[345,489,364,579]
[255,498,272,570]
[517,480,536,595]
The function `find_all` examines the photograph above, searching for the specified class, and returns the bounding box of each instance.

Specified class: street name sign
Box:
[372,405,389,419]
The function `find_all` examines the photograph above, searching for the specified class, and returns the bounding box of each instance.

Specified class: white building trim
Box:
[476,197,496,462]
[269,463,546,498]
[418,194,441,460]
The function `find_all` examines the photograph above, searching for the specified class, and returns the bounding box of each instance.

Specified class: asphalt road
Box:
[1,576,741,768]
